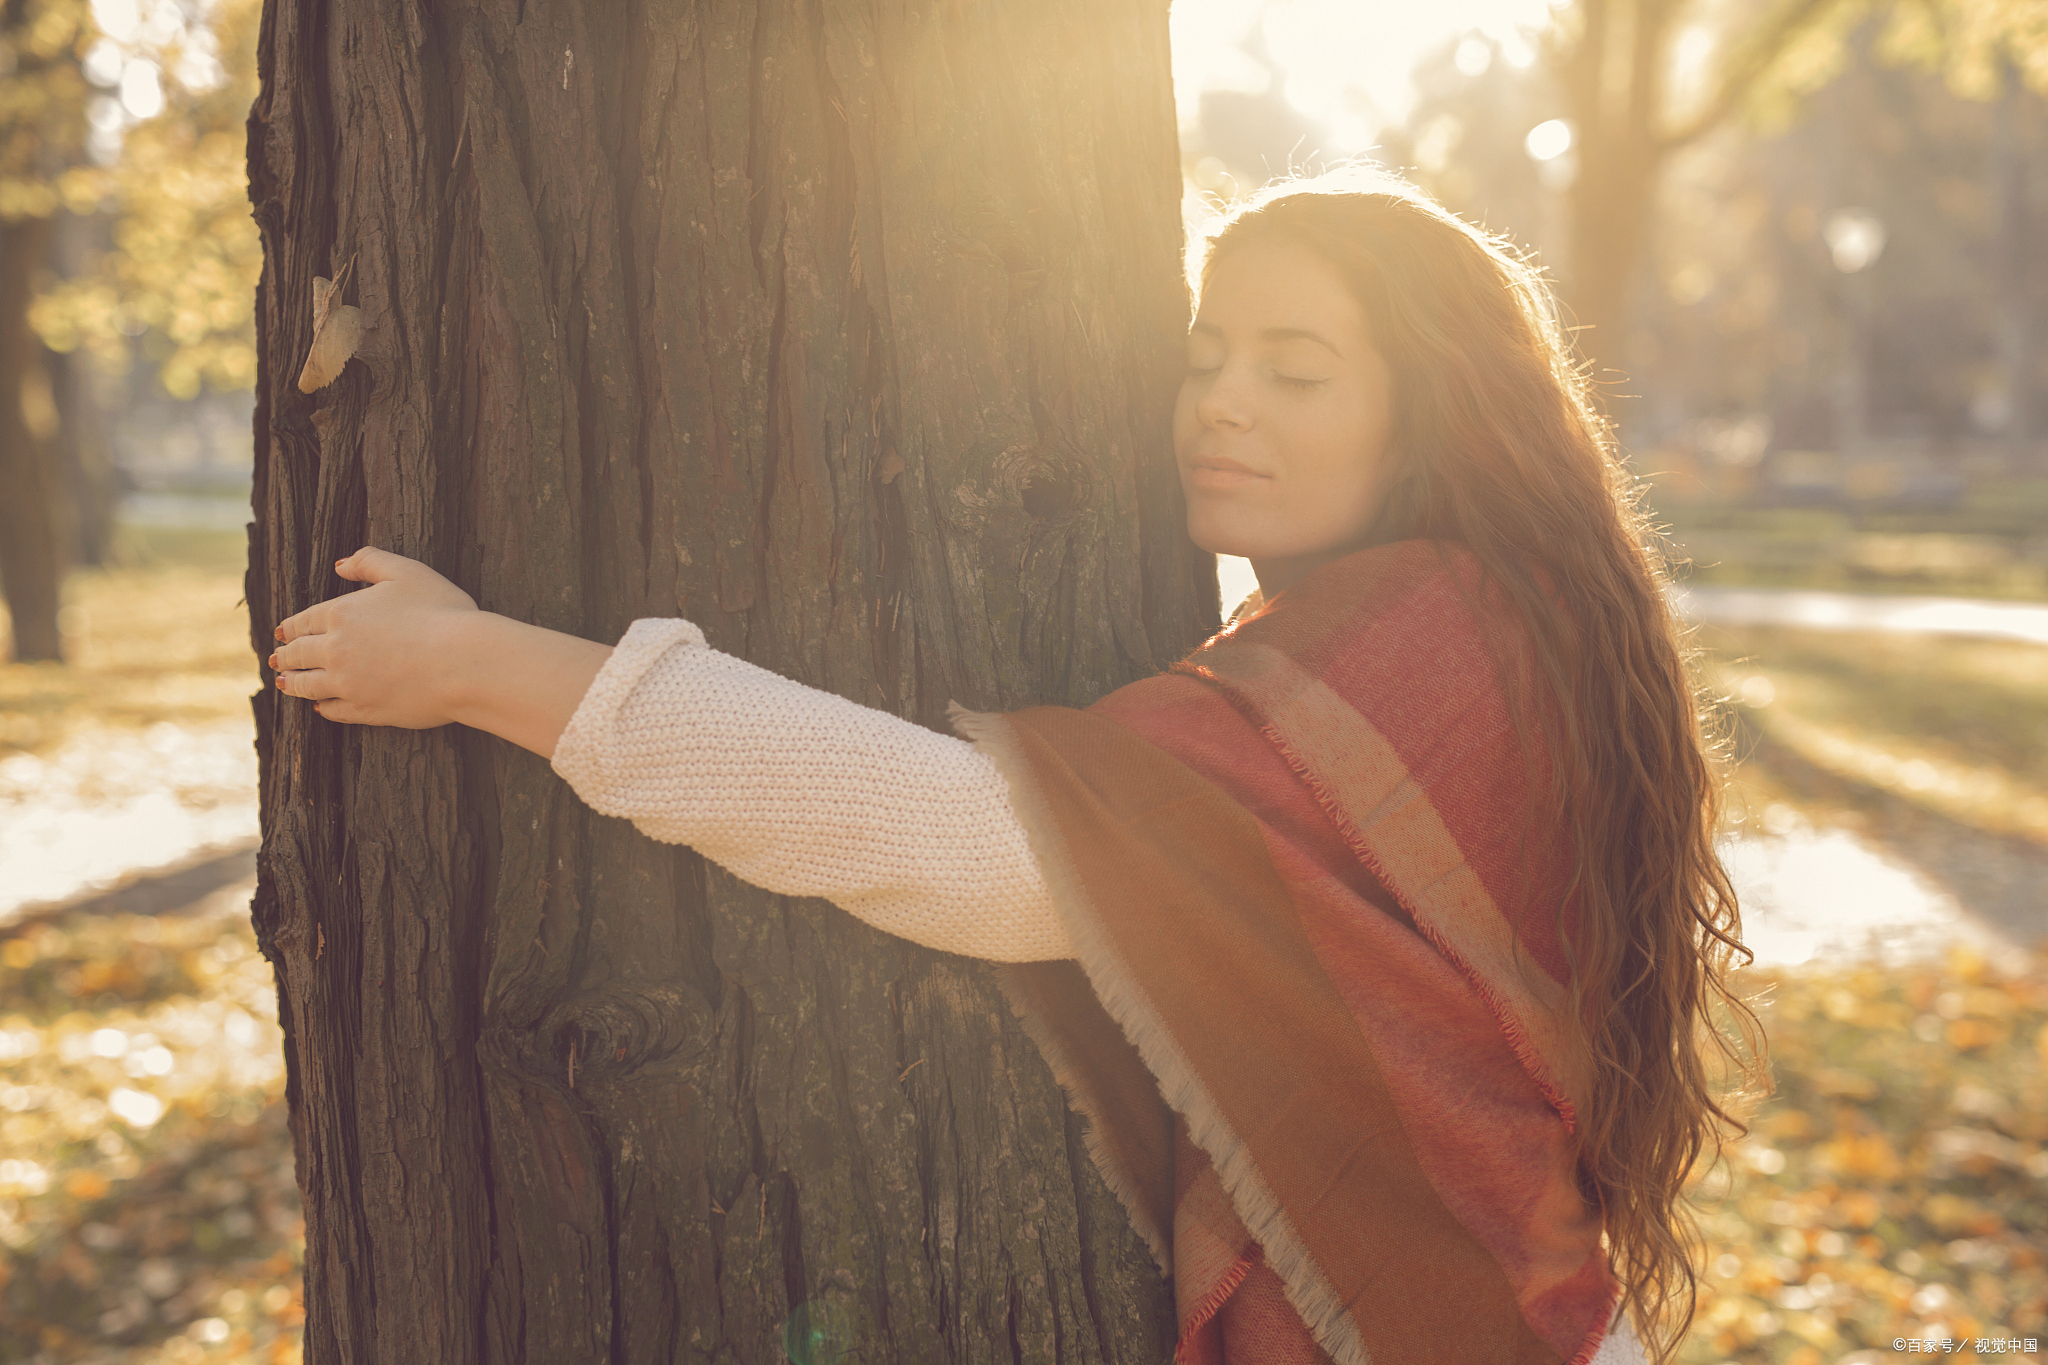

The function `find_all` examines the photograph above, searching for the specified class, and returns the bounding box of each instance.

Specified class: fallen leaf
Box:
[296,256,362,393]
[1812,1067,1881,1100]
[1946,1017,2006,1050]
[1926,1126,2029,1177]
[62,1168,108,1201]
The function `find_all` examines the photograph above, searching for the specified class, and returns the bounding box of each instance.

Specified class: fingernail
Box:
[267,654,278,670]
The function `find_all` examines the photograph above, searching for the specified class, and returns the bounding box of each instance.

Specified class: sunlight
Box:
[1668,22,1718,113]
[1217,554,1261,617]
[1677,586,2048,647]
[1170,0,1558,149]
[1721,822,2015,970]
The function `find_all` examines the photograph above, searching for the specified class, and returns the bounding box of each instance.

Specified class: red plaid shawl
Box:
[953,540,1623,1364]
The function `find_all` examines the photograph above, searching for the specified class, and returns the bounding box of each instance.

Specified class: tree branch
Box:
[1659,0,1853,148]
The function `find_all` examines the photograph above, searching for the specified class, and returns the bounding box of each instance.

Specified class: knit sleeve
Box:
[550,618,1075,963]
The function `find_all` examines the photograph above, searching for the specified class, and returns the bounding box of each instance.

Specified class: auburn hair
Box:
[1192,170,1769,1362]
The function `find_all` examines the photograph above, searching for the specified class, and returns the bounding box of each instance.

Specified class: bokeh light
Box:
[1826,208,1889,274]
[1523,116,1572,161]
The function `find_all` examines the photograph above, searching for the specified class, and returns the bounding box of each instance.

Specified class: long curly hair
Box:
[1192,170,1769,1362]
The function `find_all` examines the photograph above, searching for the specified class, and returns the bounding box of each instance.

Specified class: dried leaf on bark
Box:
[295,257,361,393]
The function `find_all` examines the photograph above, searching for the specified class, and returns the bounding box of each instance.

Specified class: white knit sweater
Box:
[550,618,1075,962]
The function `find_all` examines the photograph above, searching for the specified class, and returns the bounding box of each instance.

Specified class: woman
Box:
[269,171,1764,1365]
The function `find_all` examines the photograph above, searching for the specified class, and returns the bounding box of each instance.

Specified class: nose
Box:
[1194,364,1253,432]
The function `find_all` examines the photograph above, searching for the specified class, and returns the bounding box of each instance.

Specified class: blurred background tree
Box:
[1178,0,2043,471]
[1,0,94,663]
[1540,0,1860,386]
[1337,0,2046,584]
[1536,0,2048,435]
[0,0,258,664]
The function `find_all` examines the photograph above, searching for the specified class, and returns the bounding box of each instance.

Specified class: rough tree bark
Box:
[244,2,1209,1362]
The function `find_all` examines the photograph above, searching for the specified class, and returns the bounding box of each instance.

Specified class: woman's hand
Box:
[271,545,614,757]
[271,546,481,728]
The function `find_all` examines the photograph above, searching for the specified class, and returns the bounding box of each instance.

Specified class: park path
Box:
[1,720,256,929]
[1675,584,2048,646]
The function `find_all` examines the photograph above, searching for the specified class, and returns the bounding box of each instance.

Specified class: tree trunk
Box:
[1561,131,1658,387]
[244,2,1206,1362]
[0,213,68,663]
[47,213,119,569]
[1556,0,1674,396]
[1991,57,2033,463]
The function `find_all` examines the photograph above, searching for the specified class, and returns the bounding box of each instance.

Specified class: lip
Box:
[1183,453,1271,489]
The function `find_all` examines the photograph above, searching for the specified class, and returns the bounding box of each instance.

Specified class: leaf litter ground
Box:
[0,887,300,1364]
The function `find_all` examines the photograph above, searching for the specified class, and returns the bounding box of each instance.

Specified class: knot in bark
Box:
[541,983,710,1083]
[993,443,1091,522]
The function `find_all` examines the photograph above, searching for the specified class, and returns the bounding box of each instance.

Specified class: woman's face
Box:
[1173,239,1395,594]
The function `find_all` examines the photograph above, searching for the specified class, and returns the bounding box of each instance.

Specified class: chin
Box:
[1184,506,1270,561]
[1183,513,1241,559]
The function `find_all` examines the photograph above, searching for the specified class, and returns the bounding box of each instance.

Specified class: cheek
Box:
[1279,400,1389,535]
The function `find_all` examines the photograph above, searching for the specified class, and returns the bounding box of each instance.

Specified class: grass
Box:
[0,527,254,757]
[1699,624,2048,846]
[1656,500,2048,602]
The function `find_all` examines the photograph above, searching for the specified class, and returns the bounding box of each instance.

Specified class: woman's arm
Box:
[270,546,1074,962]
[269,546,612,758]
[555,617,1072,961]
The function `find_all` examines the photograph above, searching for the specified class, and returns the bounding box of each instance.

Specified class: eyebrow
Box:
[1189,321,1345,359]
